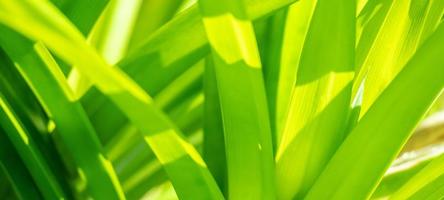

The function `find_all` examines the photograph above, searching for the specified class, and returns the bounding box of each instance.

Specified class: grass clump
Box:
[0,0,443,199]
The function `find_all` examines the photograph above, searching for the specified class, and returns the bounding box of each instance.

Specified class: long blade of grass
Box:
[198,1,276,199]
[123,0,299,84]
[81,7,210,145]
[126,0,185,52]
[0,50,48,137]
[260,0,317,150]
[0,92,65,199]
[390,150,444,199]
[407,174,444,200]
[0,1,223,199]
[50,0,109,35]
[202,56,227,195]
[372,157,431,199]
[372,144,444,198]
[354,0,444,115]
[108,82,204,191]
[0,130,42,200]
[372,133,444,199]
[49,0,110,74]
[105,60,204,160]
[0,27,125,199]
[275,0,355,198]
[99,0,298,100]
[0,48,72,198]
[107,69,204,179]
[82,0,298,145]
[123,130,203,199]
[122,95,205,199]
[305,21,444,200]
[67,0,143,98]
[78,0,298,184]
[118,95,205,197]
[243,0,299,19]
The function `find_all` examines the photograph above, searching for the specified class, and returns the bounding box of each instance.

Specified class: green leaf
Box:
[0,92,66,199]
[305,21,444,200]
[372,143,442,198]
[67,0,143,98]
[199,0,276,199]
[391,148,444,199]
[0,47,71,198]
[82,6,210,145]
[0,1,223,199]
[51,0,109,35]
[106,60,204,163]
[203,56,227,195]
[0,130,42,200]
[50,0,109,74]
[0,27,125,199]
[83,0,298,141]
[354,0,444,115]
[259,0,317,151]
[127,0,185,52]
[109,85,204,198]
[275,0,355,198]
[407,173,444,200]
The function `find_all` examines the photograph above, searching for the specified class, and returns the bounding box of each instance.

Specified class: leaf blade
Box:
[305,21,444,200]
